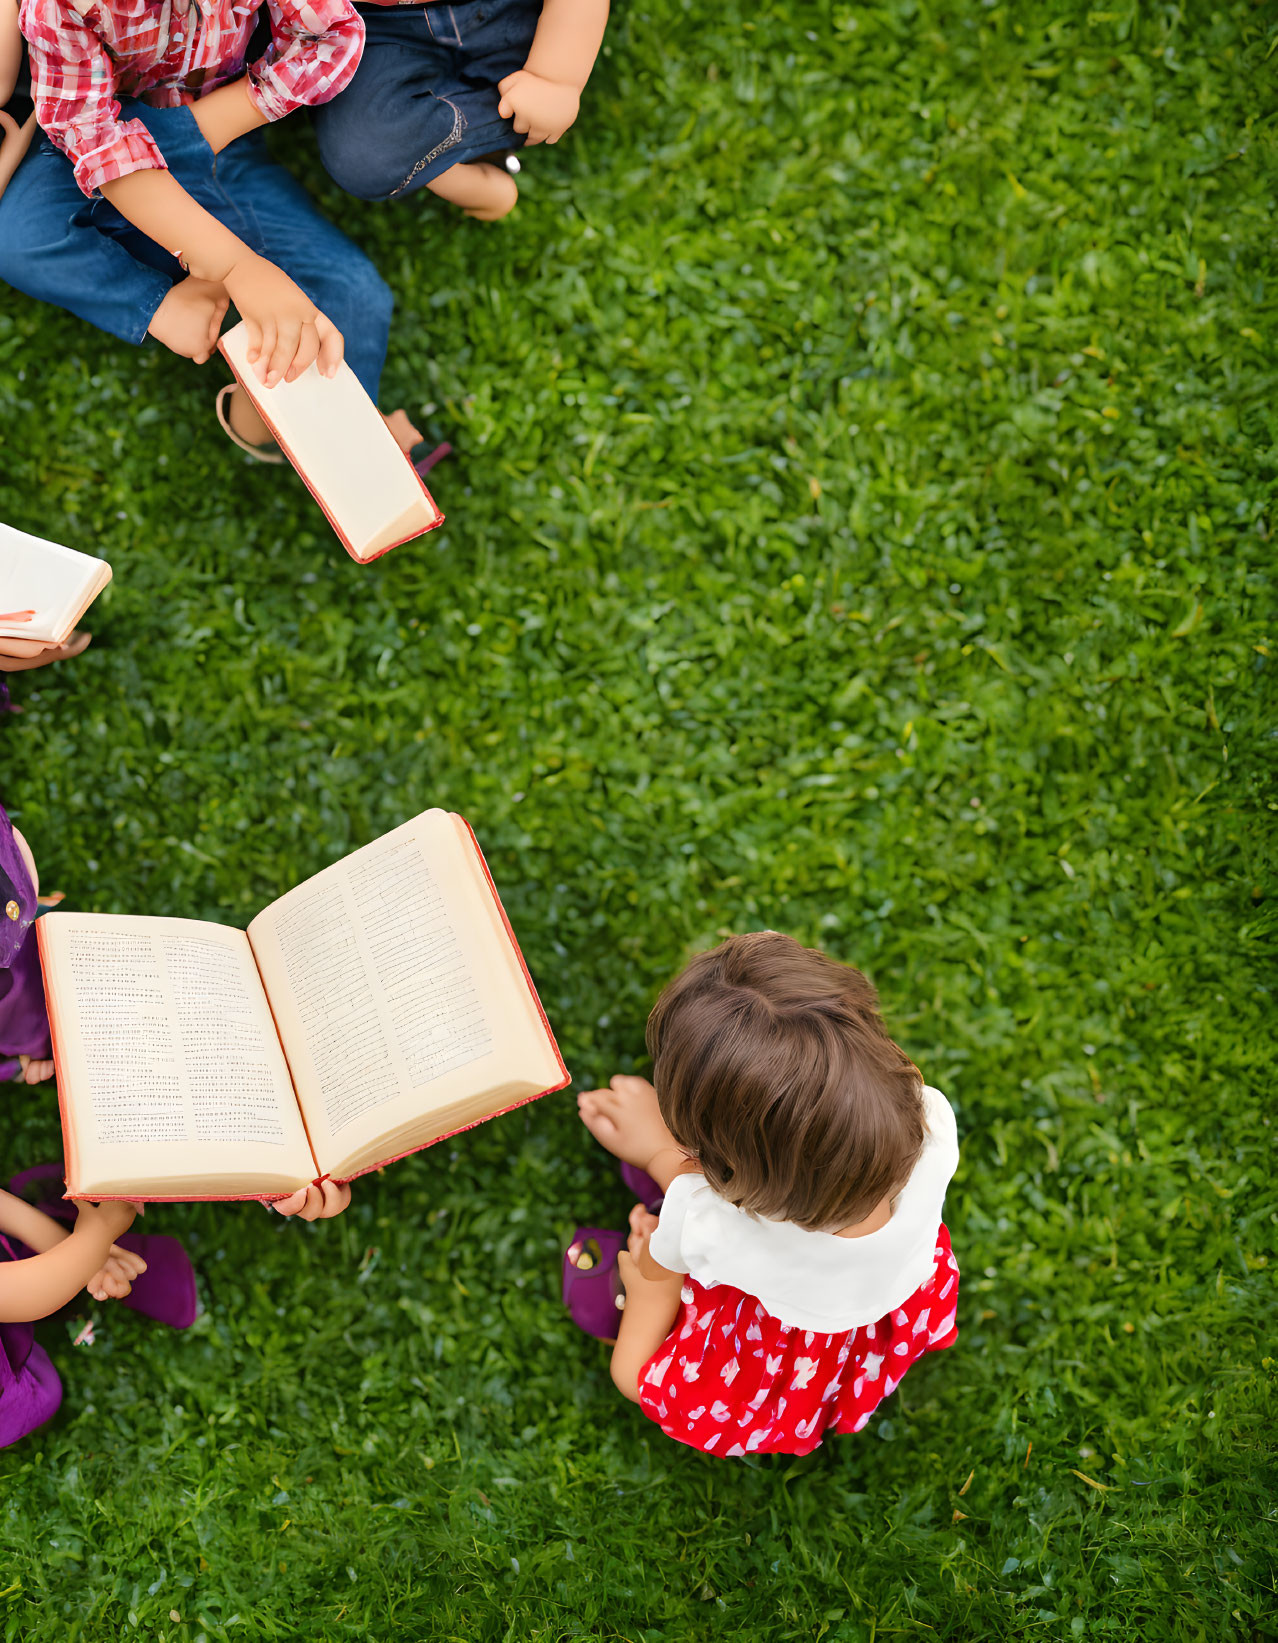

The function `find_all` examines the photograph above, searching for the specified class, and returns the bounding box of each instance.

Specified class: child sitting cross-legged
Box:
[568,933,961,1458]
[314,0,608,220]
[0,0,423,459]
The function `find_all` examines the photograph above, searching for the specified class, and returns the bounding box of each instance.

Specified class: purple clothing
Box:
[0,1234,64,1448]
[0,802,52,1080]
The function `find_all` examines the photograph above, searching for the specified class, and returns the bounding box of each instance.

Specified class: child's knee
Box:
[316,124,411,203]
[321,152,400,202]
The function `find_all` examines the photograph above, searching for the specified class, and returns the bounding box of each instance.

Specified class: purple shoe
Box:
[7,1165,199,1330]
[562,1227,627,1341]
[620,1161,664,1212]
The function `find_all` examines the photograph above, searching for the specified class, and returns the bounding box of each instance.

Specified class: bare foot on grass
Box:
[222,386,420,462]
[383,408,423,453]
[427,160,519,221]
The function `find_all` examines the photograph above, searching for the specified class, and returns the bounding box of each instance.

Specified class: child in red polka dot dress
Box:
[570,933,960,1458]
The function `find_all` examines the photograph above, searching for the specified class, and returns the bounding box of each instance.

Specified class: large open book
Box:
[218,322,444,564]
[0,522,112,645]
[38,811,568,1201]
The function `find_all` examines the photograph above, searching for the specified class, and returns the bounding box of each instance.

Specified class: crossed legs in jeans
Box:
[0,102,417,447]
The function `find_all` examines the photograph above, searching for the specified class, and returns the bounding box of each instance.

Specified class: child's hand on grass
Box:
[222,254,344,387]
[271,1180,352,1220]
[497,70,581,144]
[17,1054,54,1085]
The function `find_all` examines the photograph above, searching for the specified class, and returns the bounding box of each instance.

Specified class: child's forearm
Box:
[100,169,248,282]
[0,1190,69,1256]
[0,1224,113,1322]
[0,0,21,108]
[610,1272,682,1403]
[524,0,609,90]
[645,1146,692,1195]
[190,79,269,156]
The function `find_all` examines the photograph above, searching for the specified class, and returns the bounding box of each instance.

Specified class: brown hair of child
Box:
[646,932,926,1233]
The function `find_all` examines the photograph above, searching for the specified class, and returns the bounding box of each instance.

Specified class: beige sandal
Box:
[215,383,286,464]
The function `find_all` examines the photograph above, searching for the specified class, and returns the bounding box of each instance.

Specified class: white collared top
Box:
[647,1085,960,1334]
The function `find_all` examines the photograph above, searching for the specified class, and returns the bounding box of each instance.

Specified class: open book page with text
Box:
[39,914,318,1198]
[246,811,566,1181]
[0,521,112,645]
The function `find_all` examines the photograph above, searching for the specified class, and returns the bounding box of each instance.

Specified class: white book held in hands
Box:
[0,522,112,645]
[217,321,444,564]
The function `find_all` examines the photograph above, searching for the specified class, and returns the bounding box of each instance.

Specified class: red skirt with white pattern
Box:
[637,1224,959,1456]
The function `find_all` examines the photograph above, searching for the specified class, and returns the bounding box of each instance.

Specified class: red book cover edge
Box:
[215,339,443,563]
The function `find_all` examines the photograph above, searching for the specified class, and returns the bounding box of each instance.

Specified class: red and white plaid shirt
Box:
[21,0,364,197]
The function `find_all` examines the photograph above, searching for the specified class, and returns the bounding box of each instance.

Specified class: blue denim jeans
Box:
[0,101,393,399]
[314,0,539,201]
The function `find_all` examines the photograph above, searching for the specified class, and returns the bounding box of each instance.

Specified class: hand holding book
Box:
[217,321,442,562]
[220,255,343,388]
[272,1180,352,1220]
[0,631,92,672]
[1,521,111,658]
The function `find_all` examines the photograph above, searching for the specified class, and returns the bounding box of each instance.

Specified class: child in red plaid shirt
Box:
[0,0,420,456]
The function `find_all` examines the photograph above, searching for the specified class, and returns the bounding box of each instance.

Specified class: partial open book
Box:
[39,811,568,1200]
[0,522,112,645]
[218,322,444,564]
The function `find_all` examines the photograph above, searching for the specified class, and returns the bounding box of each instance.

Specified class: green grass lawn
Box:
[1,0,1276,1637]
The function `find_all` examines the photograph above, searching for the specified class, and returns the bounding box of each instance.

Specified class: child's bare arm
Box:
[0,1189,68,1256]
[189,77,268,156]
[23,0,359,383]
[610,1243,683,1403]
[0,1195,139,1322]
[497,0,608,146]
[101,168,341,386]
[0,0,20,107]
